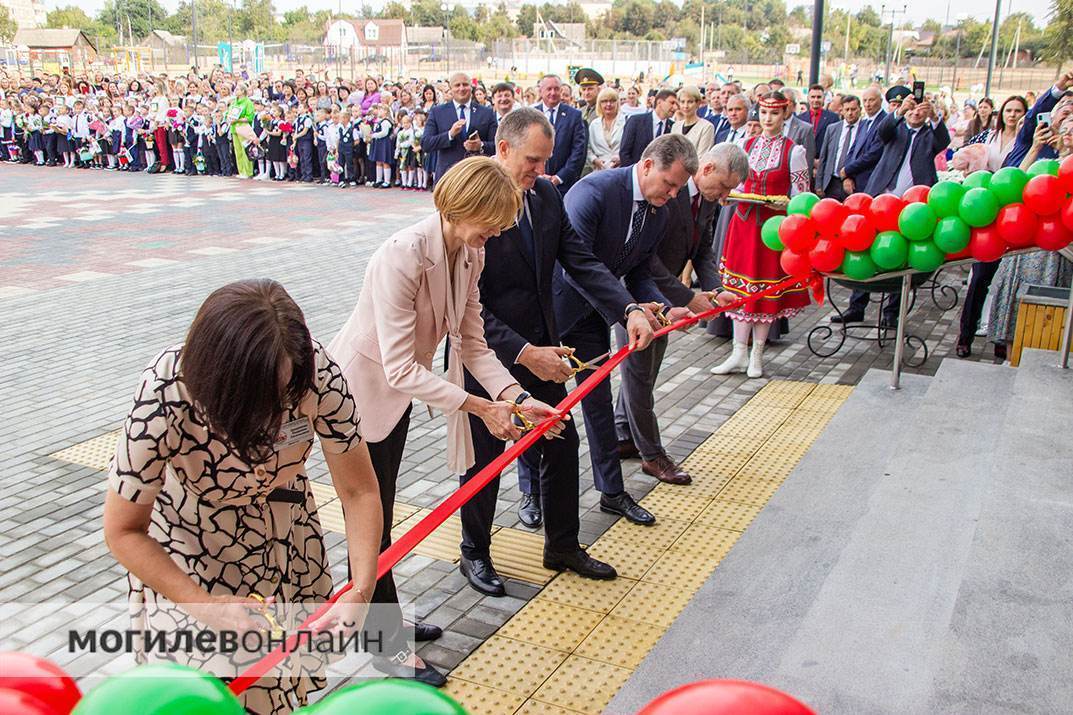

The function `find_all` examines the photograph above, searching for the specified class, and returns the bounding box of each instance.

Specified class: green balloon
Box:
[958,187,1000,227]
[314,681,467,715]
[73,664,244,715]
[898,202,938,241]
[933,216,972,254]
[907,240,946,272]
[761,215,786,251]
[927,181,966,218]
[870,231,909,270]
[989,166,1029,206]
[962,170,993,189]
[841,250,878,280]
[1026,158,1060,178]
[786,192,820,216]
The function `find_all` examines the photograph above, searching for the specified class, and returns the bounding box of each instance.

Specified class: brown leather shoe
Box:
[617,439,641,460]
[641,454,692,485]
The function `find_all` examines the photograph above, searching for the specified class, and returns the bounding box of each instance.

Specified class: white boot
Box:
[747,341,765,379]
[711,342,749,375]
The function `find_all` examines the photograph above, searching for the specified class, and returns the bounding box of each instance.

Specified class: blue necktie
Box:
[517,195,536,267]
[614,200,649,272]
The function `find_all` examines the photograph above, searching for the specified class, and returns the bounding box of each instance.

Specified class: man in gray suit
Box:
[615,144,749,483]
[816,94,862,201]
[781,88,817,189]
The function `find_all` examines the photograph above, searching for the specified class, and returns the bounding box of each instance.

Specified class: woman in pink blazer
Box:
[329,157,563,686]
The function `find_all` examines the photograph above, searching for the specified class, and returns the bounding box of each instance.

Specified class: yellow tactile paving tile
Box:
[50,430,120,471]
[449,635,567,697]
[535,573,636,614]
[432,380,853,715]
[490,528,558,586]
[498,599,604,652]
[531,655,633,714]
[443,678,525,715]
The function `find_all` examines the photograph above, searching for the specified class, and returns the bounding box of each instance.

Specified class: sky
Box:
[47,0,1056,30]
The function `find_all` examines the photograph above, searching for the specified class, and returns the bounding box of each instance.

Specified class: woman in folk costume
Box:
[329,157,565,688]
[713,90,811,378]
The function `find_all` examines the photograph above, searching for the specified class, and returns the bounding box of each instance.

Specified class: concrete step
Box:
[608,368,934,713]
[925,348,1073,713]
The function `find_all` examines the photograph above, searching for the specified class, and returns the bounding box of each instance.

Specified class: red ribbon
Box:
[227,272,818,695]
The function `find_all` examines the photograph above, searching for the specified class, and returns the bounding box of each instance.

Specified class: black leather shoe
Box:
[518,494,542,528]
[543,549,617,580]
[460,556,506,597]
[830,311,865,324]
[880,314,899,329]
[413,622,442,641]
[599,492,656,525]
[370,654,447,687]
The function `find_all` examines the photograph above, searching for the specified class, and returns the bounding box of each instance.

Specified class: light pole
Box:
[442,2,450,75]
[880,4,906,84]
[808,0,824,84]
[336,0,342,80]
[191,0,199,69]
[984,0,1002,95]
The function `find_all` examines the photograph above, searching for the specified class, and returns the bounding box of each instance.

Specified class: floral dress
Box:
[107,341,362,715]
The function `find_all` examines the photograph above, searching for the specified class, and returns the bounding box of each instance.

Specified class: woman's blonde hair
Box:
[434,157,522,230]
[677,85,703,102]
[596,87,620,118]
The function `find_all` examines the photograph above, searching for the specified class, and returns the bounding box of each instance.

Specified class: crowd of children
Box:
[0,73,434,190]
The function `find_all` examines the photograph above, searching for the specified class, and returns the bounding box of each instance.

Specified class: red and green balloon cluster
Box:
[761,155,1073,281]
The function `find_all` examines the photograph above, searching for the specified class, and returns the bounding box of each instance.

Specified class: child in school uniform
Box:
[314,108,330,184]
[29,106,46,165]
[337,108,354,187]
[394,111,415,190]
[109,107,125,169]
[325,107,341,185]
[283,107,298,181]
[294,105,315,182]
[138,105,157,171]
[198,104,218,176]
[413,110,430,190]
[42,103,60,166]
[347,104,367,186]
[368,103,394,188]
[123,104,142,170]
[53,103,73,168]
[0,100,14,162]
[215,108,234,176]
[182,103,198,175]
[266,105,286,181]
[253,108,271,180]
[71,100,90,167]
[168,103,186,174]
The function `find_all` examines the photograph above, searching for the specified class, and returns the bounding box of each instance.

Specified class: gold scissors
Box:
[250,593,284,637]
[650,304,673,327]
[560,345,611,376]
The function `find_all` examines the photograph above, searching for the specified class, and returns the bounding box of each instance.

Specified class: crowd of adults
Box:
[8,59,1066,715]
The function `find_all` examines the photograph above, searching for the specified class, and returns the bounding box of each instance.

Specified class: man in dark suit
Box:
[816,94,862,201]
[839,84,888,196]
[518,134,699,527]
[796,83,839,144]
[532,74,588,194]
[698,81,725,132]
[864,94,950,196]
[618,89,679,167]
[422,71,496,181]
[615,143,749,483]
[457,108,656,595]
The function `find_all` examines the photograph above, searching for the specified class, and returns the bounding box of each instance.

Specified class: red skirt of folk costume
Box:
[720,134,810,323]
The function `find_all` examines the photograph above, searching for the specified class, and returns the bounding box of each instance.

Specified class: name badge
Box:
[275,417,314,450]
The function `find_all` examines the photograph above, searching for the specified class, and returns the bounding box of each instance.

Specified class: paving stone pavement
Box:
[0,164,995,695]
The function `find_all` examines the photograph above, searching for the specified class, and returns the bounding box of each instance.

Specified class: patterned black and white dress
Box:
[107,340,362,715]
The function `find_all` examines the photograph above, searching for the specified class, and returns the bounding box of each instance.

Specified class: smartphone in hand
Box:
[1038,111,1052,126]
[912,81,925,103]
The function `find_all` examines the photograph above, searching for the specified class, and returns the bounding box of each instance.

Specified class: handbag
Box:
[245,142,263,161]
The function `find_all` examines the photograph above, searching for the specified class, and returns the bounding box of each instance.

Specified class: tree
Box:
[1044,0,1073,63]
[516,4,537,36]
[0,5,17,43]
[47,6,95,29]
[856,5,881,28]
[97,0,169,39]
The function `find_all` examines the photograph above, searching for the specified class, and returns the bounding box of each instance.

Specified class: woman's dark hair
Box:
[422,84,436,104]
[182,279,315,466]
[967,97,995,137]
[994,95,1028,136]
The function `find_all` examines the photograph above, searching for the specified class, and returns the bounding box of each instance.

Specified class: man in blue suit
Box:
[715,94,750,144]
[863,95,950,196]
[618,89,679,167]
[422,72,496,181]
[518,134,699,527]
[796,84,839,144]
[839,84,888,196]
[532,74,588,194]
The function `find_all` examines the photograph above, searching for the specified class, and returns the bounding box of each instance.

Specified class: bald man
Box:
[422,71,496,180]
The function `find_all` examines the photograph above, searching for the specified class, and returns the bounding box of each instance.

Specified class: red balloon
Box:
[946,246,974,261]
[778,214,819,253]
[902,184,931,204]
[1022,174,1065,216]
[839,214,877,251]
[0,688,57,715]
[1059,154,1073,192]
[1036,218,1073,251]
[870,193,906,233]
[0,653,81,715]
[843,192,873,217]
[1062,201,1073,234]
[638,679,816,715]
[780,248,813,278]
[969,226,1007,262]
[810,198,849,238]
[995,203,1039,249]
[808,238,846,273]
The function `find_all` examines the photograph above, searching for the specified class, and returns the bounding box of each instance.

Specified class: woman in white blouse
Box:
[984,95,1028,171]
[587,87,625,172]
[619,86,646,116]
[670,85,715,156]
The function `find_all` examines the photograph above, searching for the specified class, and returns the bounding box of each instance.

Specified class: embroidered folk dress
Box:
[720,133,812,322]
[107,341,362,715]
